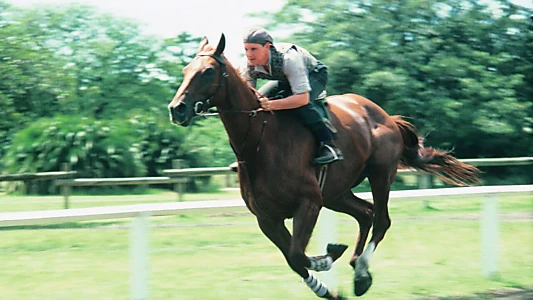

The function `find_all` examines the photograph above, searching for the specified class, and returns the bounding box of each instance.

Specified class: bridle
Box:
[192,53,228,116]
[191,53,269,157]
[192,53,265,117]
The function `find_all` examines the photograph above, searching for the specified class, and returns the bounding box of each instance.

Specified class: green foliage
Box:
[0,3,215,188]
[2,116,146,193]
[0,3,188,161]
[128,111,190,176]
[182,118,234,168]
[0,112,233,194]
[0,3,72,155]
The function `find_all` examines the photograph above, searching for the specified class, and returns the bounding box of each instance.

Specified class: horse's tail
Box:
[392,116,481,186]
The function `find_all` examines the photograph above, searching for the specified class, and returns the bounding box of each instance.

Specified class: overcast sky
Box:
[5,0,533,63]
[6,0,286,63]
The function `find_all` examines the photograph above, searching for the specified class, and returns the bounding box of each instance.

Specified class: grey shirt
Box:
[241,43,318,94]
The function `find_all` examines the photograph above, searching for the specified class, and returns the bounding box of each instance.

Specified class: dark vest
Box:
[246,43,323,82]
[247,45,287,81]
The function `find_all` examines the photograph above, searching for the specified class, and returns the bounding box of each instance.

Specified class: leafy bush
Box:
[128,111,189,177]
[180,118,235,167]
[129,114,235,192]
[1,111,237,194]
[2,115,146,194]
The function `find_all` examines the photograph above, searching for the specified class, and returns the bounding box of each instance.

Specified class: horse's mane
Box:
[224,55,262,99]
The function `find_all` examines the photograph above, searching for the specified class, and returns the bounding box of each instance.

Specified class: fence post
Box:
[130,212,150,300]
[21,179,28,195]
[225,173,231,188]
[481,194,499,279]
[61,163,71,209]
[172,159,184,201]
[418,174,432,208]
[317,208,337,289]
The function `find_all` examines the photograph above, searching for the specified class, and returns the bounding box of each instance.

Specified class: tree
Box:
[0,3,200,172]
[264,0,533,159]
[0,2,72,154]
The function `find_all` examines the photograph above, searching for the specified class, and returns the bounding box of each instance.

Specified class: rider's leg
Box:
[296,67,343,165]
[306,120,343,165]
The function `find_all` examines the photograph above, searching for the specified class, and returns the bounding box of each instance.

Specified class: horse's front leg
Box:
[292,201,347,299]
[257,211,345,300]
[307,243,348,272]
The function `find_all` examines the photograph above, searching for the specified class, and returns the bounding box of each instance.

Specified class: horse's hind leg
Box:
[326,191,374,268]
[256,204,346,299]
[351,170,395,296]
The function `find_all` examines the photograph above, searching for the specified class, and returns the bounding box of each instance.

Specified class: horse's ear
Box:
[198,36,209,52]
[214,33,226,57]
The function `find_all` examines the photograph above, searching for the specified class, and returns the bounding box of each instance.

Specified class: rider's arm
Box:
[262,92,309,110]
[265,50,311,110]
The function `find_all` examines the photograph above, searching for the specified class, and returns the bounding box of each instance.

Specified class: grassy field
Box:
[0,190,532,299]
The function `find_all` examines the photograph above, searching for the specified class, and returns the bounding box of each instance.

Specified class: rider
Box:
[240,26,343,165]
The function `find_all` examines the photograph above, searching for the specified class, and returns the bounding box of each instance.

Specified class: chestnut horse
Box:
[168,34,480,299]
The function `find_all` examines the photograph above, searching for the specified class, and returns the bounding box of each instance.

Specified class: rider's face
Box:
[244,42,271,67]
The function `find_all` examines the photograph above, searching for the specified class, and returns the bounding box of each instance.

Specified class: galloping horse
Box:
[168,34,480,299]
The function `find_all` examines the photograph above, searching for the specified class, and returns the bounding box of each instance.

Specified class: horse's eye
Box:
[201,67,215,83]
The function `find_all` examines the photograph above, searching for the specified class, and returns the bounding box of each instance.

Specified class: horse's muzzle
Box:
[168,102,191,126]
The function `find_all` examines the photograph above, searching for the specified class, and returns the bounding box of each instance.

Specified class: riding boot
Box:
[308,121,343,165]
[312,141,344,165]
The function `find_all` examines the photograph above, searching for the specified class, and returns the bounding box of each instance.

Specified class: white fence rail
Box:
[1,185,532,299]
[1,157,530,209]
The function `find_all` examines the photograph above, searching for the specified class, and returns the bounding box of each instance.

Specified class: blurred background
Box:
[0,1,532,299]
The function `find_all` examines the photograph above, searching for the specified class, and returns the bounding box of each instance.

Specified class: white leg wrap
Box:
[308,255,333,272]
[303,271,329,297]
[355,241,375,277]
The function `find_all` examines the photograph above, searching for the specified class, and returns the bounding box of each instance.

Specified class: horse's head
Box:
[168,34,227,127]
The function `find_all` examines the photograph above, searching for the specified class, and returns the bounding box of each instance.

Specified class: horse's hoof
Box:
[325,291,347,300]
[349,258,356,269]
[327,243,348,262]
[354,272,373,296]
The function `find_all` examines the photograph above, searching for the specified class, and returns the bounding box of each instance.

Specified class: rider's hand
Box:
[259,97,273,111]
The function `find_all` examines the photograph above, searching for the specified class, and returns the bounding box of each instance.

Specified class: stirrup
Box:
[312,144,343,165]
[323,144,339,158]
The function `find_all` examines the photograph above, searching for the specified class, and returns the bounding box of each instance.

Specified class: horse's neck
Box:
[225,70,258,112]
[218,72,270,159]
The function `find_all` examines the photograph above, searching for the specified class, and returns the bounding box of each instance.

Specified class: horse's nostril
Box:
[169,102,189,123]
[176,103,187,114]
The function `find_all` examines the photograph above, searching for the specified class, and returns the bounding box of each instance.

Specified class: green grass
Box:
[0,191,532,299]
